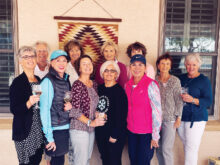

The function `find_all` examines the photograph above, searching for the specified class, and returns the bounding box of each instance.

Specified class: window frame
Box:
[158,0,220,120]
[0,0,18,114]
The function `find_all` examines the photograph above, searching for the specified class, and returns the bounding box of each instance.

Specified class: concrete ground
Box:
[0,129,159,165]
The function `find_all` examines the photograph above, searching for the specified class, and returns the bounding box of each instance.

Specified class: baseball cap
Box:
[130,54,146,65]
[50,50,68,61]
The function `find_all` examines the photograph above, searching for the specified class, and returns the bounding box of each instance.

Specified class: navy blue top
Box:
[179,73,212,124]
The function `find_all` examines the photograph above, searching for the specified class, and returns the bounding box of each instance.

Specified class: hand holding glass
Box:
[181,87,188,106]
[32,84,42,109]
[64,91,72,103]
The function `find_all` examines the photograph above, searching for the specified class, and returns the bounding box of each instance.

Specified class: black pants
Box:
[127,131,154,165]
[51,155,65,165]
[96,133,126,165]
[19,145,44,165]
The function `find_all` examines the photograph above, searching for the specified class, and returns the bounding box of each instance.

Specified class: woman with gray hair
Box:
[9,46,44,164]
[178,53,212,165]
[96,60,128,165]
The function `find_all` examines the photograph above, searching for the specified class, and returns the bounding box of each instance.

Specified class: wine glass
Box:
[32,84,42,109]
[64,91,72,103]
[181,87,188,106]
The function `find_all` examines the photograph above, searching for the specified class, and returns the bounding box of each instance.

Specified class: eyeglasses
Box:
[104,69,117,73]
[20,55,37,60]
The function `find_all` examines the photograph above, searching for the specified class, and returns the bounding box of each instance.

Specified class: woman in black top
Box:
[96,60,128,165]
[9,46,44,165]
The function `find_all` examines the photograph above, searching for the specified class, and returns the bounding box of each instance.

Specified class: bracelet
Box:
[87,119,92,127]
[192,98,195,104]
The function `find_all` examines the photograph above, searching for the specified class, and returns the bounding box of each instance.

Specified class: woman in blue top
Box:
[178,53,212,165]
[40,50,72,165]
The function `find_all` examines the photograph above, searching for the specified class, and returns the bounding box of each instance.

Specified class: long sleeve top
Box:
[125,75,162,141]
[96,83,128,139]
[40,73,70,143]
[155,75,183,122]
[9,72,40,141]
[69,80,99,132]
[148,82,162,140]
[179,73,212,125]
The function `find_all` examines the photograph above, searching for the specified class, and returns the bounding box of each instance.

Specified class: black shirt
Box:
[96,83,128,139]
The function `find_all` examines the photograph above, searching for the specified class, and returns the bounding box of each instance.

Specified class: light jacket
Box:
[40,67,70,143]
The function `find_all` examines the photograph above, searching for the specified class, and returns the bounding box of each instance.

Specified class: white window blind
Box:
[165,0,218,52]
[164,0,219,115]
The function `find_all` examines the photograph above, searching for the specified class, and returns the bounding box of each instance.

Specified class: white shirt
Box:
[34,63,49,79]
[65,62,79,86]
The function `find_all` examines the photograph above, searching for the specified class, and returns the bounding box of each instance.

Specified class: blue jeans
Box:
[127,131,154,165]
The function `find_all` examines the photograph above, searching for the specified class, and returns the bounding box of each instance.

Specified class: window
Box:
[0,0,15,113]
[163,0,219,116]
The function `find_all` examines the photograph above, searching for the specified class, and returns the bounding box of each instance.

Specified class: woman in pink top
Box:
[125,55,162,165]
[95,41,128,88]
[126,42,155,80]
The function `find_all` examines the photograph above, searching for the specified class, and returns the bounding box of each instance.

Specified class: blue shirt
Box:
[179,73,212,123]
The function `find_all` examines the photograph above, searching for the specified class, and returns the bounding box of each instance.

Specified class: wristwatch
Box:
[87,119,92,127]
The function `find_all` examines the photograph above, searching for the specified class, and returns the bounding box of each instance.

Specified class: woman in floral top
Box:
[155,53,183,165]
[67,55,106,165]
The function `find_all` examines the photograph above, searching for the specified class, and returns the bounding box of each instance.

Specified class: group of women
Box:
[10,40,212,165]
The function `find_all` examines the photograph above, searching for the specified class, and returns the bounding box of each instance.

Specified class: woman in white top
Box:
[64,40,84,86]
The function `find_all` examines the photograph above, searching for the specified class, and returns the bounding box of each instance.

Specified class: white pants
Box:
[177,121,206,165]
[69,129,95,165]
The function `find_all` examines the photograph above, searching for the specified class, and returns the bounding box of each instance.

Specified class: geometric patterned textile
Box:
[58,22,118,66]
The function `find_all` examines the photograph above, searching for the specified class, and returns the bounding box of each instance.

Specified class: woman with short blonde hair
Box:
[178,53,212,165]
[95,41,128,88]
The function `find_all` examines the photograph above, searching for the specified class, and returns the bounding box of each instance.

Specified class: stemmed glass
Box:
[64,91,72,103]
[181,87,188,106]
[32,84,42,109]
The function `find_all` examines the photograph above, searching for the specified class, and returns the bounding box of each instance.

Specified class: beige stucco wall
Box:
[12,0,220,164]
[17,0,160,67]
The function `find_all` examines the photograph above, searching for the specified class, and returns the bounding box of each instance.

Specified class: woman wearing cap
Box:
[64,40,84,86]
[155,53,183,165]
[126,42,155,80]
[178,53,212,165]
[40,50,72,165]
[95,60,128,165]
[125,54,162,165]
[10,46,44,165]
[67,55,106,165]
[95,41,128,88]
